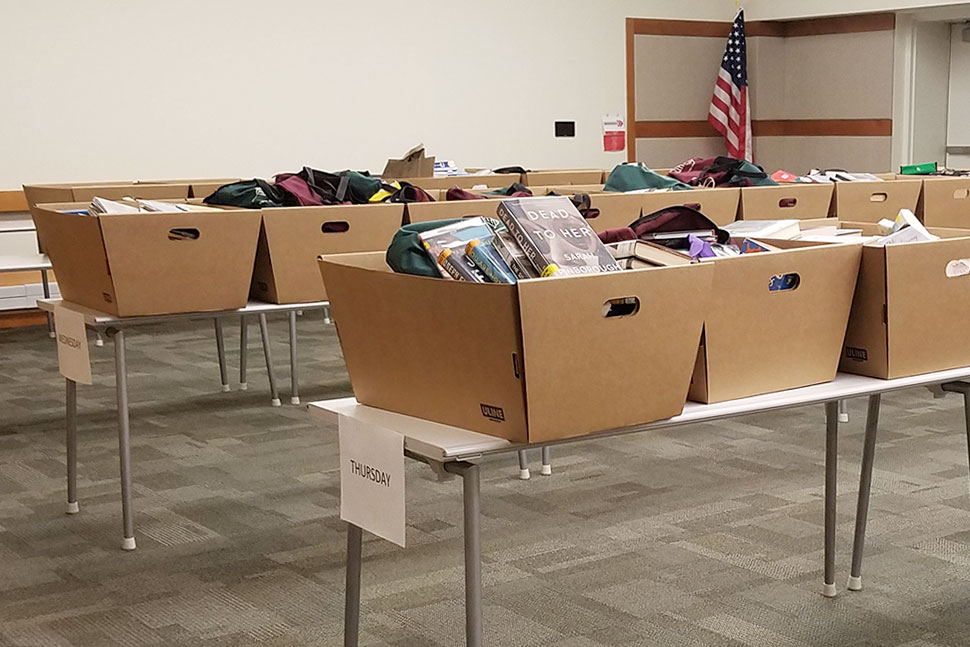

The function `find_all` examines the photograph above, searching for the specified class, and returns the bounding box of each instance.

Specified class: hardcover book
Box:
[607,240,692,267]
[417,217,495,280]
[495,196,621,277]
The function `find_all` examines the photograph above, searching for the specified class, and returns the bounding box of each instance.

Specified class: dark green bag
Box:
[604,163,691,192]
[203,179,285,208]
[385,219,462,278]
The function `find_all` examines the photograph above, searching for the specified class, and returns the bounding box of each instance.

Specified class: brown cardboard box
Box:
[739,184,834,221]
[830,180,921,223]
[586,188,740,231]
[918,177,970,228]
[382,144,435,179]
[840,235,970,378]
[529,184,607,196]
[319,252,713,443]
[24,181,194,207]
[405,199,505,224]
[522,170,606,186]
[393,175,512,190]
[252,203,404,303]
[31,202,261,316]
[689,241,862,403]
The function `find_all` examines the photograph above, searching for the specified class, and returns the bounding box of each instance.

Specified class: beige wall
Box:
[633,26,895,172]
[948,22,970,167]
[912,21,951,163]
[0,0,739,190]
[746,1,970,19]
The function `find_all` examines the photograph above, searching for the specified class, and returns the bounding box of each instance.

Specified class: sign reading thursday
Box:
[54,305,92,385]
[338,415,406,547]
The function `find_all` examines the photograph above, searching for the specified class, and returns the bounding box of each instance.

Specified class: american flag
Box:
[708,10,752,162]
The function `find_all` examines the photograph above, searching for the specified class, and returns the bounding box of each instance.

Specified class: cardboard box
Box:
[840,235,970,378]
[382,144,435,179]
[405,199,504,224]
[522,170,606,186]
[918,177,970,228]
[393,175,512,190]
[319,252,713,443]
[24,181,194,207]
[31,202,261,316]
[739,184,834,221]
[586,188,741,231]
[689,241,862,403]
[529,184,608,196]
[830,180,921,223]
[252,203,404,303]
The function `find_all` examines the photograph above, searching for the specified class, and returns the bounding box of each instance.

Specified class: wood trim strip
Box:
[626,19,637,162]
[754,119,893,137]
[0,309,47,329]
[628,13,894,38]
[0,190,28,212]
[635,120,719,138]
[634,119,893,139]
[781,13,895,38]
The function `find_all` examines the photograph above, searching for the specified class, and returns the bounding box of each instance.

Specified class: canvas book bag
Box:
[604,162,691,192]
[203,179,286,209]
[669,156,776,188]
[629,205,730,244]
[386,218,462,277]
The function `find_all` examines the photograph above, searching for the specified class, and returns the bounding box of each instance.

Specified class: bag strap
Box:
[336,174,351,202]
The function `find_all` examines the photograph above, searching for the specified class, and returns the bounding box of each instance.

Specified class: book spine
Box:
[438,248,485,282]
[493,230,538,279]
[495,201,551,275]
[466,240,516,284]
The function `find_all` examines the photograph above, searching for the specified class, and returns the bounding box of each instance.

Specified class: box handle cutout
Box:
[168,228,199,241]
[946,259,970,278]
[511,352,520,378]
[869,193,888,202]
[683,202,702,211]
[768,273,800,292]
[954,189,969,200]
[603,296,640,318]
[778,198,797,208]
[321,221,350,233]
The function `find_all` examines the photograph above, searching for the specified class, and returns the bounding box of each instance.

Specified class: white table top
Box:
[0,254,51,272]
[37,298,329,327]
[309,367,970,462]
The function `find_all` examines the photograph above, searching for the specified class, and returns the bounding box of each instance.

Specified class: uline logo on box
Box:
[480,404,505,422]
[845,347,868,362]
[58,334,82,349]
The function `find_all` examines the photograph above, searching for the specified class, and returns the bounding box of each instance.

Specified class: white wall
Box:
[947,22,970,167]
[0,0,736,190]
[745,0,970,20]
[911,21,951,163]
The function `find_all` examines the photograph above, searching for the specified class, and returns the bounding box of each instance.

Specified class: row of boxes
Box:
[318,224,970,443]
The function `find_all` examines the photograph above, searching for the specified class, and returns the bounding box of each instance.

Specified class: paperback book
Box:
[417,217,496,280]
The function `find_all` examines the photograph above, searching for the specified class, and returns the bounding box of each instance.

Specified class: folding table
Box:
[310,368,970,647]
[39,298,330,550]
[0,254,55,336]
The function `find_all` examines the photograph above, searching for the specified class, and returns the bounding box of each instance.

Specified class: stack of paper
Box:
[723,219,801,240]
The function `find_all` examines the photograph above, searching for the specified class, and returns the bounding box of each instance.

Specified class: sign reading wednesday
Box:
[54,304,92,385]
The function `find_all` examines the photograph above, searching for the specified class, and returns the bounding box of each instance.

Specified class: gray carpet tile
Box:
[2,315,970,645]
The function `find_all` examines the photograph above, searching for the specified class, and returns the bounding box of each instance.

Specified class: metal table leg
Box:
[848,394,881,592]
[446,462,484,647]
[214,318,230,392]
[839,398,850,424]
[517,450,530,480]
[258,314,281,407]
[109,329,136,551]
[239,316,248,390]
[42,269,55,338]
[941,382,970,473]
[95,332,104,347]
[541,446,552,476]
[345,523,363,647]
[823,400,839,598]
[66,379,79,515]
[324,304,332,326]
[288,310,300,405]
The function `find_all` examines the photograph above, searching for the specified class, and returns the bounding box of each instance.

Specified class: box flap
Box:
[517,263,713,442]
[318,252,529,442]
[834,180,922,223]
[839,246,889,377]
[98,210,261,316]
[884,236,970,377]
[703,243,862,401]
[30,203,116,313]
[70,183,192,202]
[740,184,834,221]
[405,200,503,224]
[255,203,404,303]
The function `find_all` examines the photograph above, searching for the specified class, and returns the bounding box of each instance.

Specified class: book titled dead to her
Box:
[495,196,621,277]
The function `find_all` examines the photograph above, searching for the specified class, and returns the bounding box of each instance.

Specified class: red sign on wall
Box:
[603,115,625,152]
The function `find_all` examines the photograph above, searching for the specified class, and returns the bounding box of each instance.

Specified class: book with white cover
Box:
[723,219,801,240]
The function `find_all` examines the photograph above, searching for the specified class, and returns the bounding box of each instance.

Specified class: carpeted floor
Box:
[2,316,970,646]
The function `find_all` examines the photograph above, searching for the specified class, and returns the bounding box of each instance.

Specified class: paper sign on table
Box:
[339,415,406,547]
[54,304,92,385]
